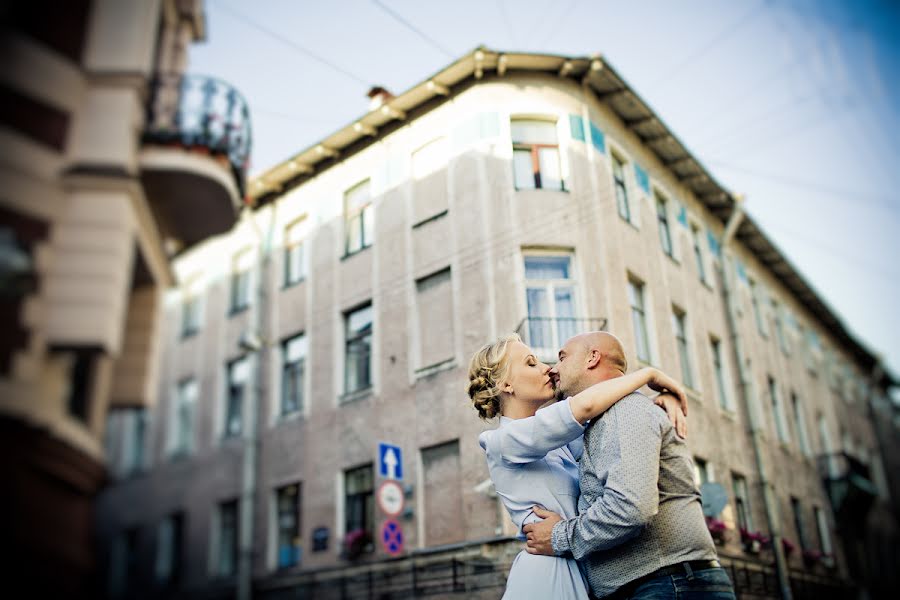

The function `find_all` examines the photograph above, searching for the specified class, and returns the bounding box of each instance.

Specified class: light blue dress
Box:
[478,398,590,600]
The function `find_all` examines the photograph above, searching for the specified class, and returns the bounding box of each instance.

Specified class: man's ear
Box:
[585,349,603,370]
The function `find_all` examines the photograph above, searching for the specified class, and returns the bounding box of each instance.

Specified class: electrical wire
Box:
[371,0,456,59]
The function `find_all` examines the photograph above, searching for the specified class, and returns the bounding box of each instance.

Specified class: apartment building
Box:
[96,48,898,599]
[0,1,250,596]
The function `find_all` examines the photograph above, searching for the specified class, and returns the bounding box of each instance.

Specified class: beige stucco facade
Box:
[95,52,898,599]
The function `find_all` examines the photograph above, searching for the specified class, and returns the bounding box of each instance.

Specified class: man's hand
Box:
[653,392,687,438]
[522,506,563,555]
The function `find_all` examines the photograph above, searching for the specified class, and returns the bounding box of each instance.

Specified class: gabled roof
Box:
[248,47,894,387]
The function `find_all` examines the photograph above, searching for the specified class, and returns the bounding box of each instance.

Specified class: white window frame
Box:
[732,473,754,532]
[522,251,580,363]
[280,333,307,418]
[672,306,695,390]
[229,247,254,313]
[170,378,197,457]
[690,223,709,286]
[344,179,374,255]
[710,335,735,412]
[283,216,308,287]
[270,483,301,571]
[510,117,565,191]
[223,357,250,438]
[655,192,674,258]
[343,304,374,397]
[627,275,654,365]
[611,149,633,224]
[814,506,834,565]
[791,392,812,457]
[768,376,791,444]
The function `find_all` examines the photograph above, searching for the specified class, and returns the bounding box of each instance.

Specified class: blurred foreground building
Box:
[0,0,250,596]
[96,48,899,599]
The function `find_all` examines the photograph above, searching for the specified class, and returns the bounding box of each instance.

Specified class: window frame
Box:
[342,464,375,554]
[732,473,753,532]
[611,152,632,222]
[224,357,248,438]
[672,306,695,389]
[627,277,651,364]
[522,252,579,362]
[510,117,564,191]
[343,179,373,256]
[343,304,373,397]
[283,217,308,288]
[655,192,673,258]
[274,483,302,570]
[172,378,197,456]
[229,248,253,314]
[690,224,708,285]
[280,333,307,417]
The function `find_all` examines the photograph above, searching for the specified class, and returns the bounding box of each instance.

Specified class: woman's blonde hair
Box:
[466,333,521,420]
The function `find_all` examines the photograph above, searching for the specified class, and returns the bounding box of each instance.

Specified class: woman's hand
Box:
[654,392,688,438]
[644,368,687,416]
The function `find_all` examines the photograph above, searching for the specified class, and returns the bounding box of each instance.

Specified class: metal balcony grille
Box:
[144,74,252,196]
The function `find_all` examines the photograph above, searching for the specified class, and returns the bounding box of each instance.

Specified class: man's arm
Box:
[525,397,663,559]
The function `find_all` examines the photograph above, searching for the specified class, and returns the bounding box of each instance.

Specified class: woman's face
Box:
[504,341,555,403]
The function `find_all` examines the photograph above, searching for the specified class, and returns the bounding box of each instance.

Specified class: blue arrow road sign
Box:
[378,443,403,480]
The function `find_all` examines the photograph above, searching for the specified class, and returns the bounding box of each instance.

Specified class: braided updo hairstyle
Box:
[466,333,521,420]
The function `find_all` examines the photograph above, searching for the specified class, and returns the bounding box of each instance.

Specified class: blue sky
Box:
[191,0,900,378]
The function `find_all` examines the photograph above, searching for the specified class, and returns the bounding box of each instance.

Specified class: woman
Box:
[467,334,687,600]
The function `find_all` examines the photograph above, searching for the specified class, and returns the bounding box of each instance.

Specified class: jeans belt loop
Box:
[683,561,694,580]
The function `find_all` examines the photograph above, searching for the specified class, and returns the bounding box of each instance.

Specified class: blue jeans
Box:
[629,567,736,600]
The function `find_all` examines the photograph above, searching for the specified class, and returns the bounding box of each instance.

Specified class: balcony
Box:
[816,452,878,528]
[515,317,607,364]
[140,74,252,251]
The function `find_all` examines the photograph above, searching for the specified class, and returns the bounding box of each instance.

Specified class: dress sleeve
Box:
[490,399,585,464]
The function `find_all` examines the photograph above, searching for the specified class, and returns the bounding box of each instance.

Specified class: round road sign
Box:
[381,519,404,556]
[377,480,405,517]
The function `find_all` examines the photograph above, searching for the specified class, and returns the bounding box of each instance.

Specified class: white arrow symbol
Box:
[384,448,398,480]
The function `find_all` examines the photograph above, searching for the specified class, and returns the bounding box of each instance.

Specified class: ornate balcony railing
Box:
[143,73,252,196]
[515,317,607,363]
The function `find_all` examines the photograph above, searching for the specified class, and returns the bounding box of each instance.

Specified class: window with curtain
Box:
[612,154,631,222]
[672,307,694,389]
[281,334,306,416]
[224,357,249,437]
[284,217,307,287]
[344,180,373,255]
[628,278,650,363]
[511,119,563,190]
[344,304,373,395]
[524,254,577,358]
[656,193,673,257]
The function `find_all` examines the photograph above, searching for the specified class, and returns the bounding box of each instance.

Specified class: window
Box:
[108,528,138,598]
[67,348,98,422]
[710,337,733,411]
[693,457,713,487]
[181,277,202,337]
[416,268,454,369]
[343,465,374,551]
[344,304,373,395]
[732,473,753,531]
[791,392,812,457]
[768,376,790,443]
[656,194,673,257]
[275,483,301,569]
[814,507,834,564]
[215,500,239,577]
[230,248,253,313]
[172,378,197,456]
[284,218,307,287]
[628,278,651,363]
[224,357,249,437]
[772,300,789,354]
[122,408,147,476]
[524,255,577,359]
[691,225,708,284]
[511,119,562,190]
[749,279,767,337]
[344,180,373,255]
[790,497,809,550]
[672,307,694,389]
[155,513,184,585]
[281,334,306,417]
[612,154,631,222]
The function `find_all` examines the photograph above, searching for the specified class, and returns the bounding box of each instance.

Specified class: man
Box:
[523,332,735,599]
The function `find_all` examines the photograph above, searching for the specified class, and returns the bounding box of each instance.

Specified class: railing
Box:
[143,73,252,196]
[719,553,852,600]
[515,317,607,363]
[815,452,878,525]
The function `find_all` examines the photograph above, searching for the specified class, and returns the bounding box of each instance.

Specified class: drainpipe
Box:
[717,195,792,600]
[237,202,276,600]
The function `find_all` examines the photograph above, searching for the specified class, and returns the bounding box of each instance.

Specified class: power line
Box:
[214,1,371,87]
[706,160,896,212]
[495,0,518,49]
[371,0,455,59]
[649,0,768,90]
[535,0,579,49]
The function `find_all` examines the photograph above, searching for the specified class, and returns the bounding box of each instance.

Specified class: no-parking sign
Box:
[381,519,404,556]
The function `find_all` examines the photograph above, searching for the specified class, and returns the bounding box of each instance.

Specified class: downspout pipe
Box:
[718,196,793,600]
[238,203,276,600]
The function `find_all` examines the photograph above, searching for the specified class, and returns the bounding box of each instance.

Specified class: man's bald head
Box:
[552,331,629,397]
